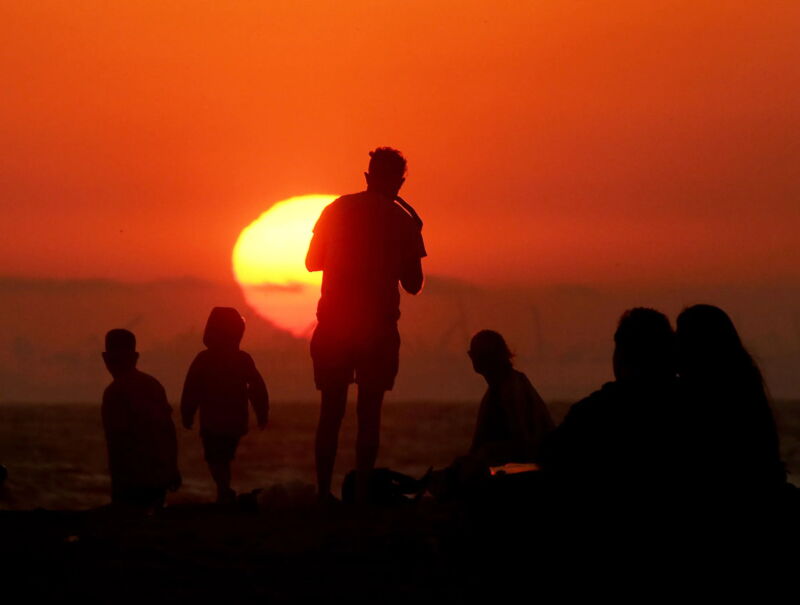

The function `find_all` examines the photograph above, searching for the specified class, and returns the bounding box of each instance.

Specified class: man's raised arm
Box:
[305,231,325,272]
[306,209,329,272]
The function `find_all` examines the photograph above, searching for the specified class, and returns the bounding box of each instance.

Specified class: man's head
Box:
[364,147,406,200]
[613,308,675,383]
[102,329,138,377]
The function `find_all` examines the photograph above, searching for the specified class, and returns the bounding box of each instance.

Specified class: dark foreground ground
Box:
[2,487,799,603]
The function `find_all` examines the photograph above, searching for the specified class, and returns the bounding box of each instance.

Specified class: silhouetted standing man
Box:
[306,147,426,503]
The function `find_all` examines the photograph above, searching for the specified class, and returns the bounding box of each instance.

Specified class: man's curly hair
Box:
[368,147,407,180]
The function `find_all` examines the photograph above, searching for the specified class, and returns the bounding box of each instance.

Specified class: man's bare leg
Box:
[355,386,385,504]
[315,385,348,500]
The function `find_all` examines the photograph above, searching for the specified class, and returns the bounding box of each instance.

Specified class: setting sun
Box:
[232,194,337,337]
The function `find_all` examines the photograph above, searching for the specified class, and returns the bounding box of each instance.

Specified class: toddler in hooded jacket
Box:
[181,307,269,503]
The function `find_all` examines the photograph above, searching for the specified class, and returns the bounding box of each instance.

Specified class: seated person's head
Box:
[468,330,513,377]
[613,308,675,383]
[676,304,755,382]
[365,147,406,199]
[203,307,246,350]
[103,329,138,377]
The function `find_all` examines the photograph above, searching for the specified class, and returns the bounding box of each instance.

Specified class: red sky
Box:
[2,1,799,286]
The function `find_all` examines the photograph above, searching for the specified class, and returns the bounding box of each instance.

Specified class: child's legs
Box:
[201,432,240,496]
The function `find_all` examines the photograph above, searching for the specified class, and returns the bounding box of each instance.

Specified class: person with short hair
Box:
[542,308,677,495]
[181,307,269,504]
[101,329,180,510]
[306,147,427,503]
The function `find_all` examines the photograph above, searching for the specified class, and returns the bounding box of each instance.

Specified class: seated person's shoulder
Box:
[566,382,619,419]
[510,369,534,388]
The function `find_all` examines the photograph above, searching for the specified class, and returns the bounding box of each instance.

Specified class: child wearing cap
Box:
[181,307,269,504]
[101,329,181,509]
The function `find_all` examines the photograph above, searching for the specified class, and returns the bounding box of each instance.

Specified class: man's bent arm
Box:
[305,232,325,272]
[400,258,424,294]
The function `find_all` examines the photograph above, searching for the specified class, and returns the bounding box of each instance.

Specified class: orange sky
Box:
[2,1,799,286]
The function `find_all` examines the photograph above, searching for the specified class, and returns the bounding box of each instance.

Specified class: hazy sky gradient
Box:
[2,1,799,286]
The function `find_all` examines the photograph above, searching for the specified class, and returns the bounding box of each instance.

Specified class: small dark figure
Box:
[543,308,677,496]
[468,330,554,466]
[181,307,269,504]
[676,304,786,496]
[306,147,426,504]
[101,329,180,510]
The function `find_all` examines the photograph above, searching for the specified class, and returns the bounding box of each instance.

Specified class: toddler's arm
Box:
[243,353,269,429]
[180,354,204,429]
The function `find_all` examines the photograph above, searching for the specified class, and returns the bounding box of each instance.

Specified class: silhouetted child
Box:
[181,307,269,504]
[101,329,181,510]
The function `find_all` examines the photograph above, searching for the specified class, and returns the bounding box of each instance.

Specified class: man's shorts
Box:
[201,432,241,464]
[311,322,400,391]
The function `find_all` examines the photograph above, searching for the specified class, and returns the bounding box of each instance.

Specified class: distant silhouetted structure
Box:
[676,304,786,496]
[181,307,269,504]
[101,329,180,509]
[468,330,554,465]
[543,308,677,496]
[306,147,426,503]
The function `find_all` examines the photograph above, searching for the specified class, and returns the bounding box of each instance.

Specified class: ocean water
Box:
[0,400,797,510]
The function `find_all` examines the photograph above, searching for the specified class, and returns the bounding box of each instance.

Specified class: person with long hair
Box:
[676,304,786,496]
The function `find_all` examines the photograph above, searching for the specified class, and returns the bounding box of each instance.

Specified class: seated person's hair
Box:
[368,147,407,181]
[614,308,675,379]
[105,329,136,353]
[469,330,514,370]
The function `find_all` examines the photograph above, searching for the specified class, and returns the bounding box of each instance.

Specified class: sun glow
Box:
[232,194,337,337]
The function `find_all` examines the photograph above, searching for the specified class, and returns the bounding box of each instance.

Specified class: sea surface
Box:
[1,400,798,510]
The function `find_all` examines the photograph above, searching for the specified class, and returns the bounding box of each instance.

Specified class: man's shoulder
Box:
[327,191,368,211]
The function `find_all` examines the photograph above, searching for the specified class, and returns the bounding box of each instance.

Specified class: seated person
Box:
[468,330,554,467]
[676,304,786,498]
[429,330,554,499]
[101,329,181,510]
[542,308,677,496]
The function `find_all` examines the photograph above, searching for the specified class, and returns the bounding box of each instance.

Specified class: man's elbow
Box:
[401,275,424,295]
[305,255,322,272]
